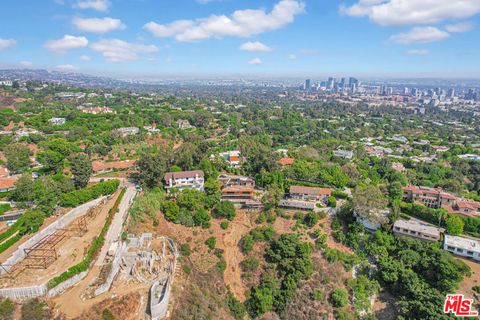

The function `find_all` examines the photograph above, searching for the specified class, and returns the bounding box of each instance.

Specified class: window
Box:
[467,251,474,255]
[447,246,455,251]
[457,248,464,253]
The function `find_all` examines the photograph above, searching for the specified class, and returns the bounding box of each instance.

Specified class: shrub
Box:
[60,179,119,207]
[328,196,337,207]
[227,291,246,320]
[240,234,254,253]
[0,298,14,320]
[216,258,227,272]
[241,257,260,272]
[180,243,191,256]
[205,237,216,250]
[330,288,349,307]
[215,201,236,221]
[312,288,323,301]
[102,309,115,320]
[220,221,229,230]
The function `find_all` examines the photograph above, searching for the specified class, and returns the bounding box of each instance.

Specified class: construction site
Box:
[0,194,115,288]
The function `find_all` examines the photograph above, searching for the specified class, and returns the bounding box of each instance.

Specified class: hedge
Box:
[60,179,120,208]
[47,187,126,289]
[0,234,23,254]
[332,190,349,199]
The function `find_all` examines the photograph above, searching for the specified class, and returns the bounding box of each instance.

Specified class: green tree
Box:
[445,215,464,235]
[4,143,30,173]
[161,200,180,222]
[193,208,211,228]
[352,185,389,226]
[215,201,236,221]
[330,288,349,307]
[68,153,92,189]
[205,237,216,250]
[134,150,169,189]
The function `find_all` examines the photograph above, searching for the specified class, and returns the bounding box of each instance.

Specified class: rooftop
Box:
[394,219,441,237]
[444,235,480,253]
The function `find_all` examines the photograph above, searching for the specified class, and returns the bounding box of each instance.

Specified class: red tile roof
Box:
[0,177,17,190]
[278,157,294,166]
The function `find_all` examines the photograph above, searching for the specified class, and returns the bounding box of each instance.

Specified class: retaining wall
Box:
[0,196,107,276]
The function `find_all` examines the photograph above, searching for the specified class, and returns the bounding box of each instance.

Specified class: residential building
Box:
[0,80,13,86]
[278,157,294,166]
[393,219,442,242]
[48,117,66,126]
[115,127,139,137]
[0,177,17,193]
[218,174,255,188]
[221,185,260,205]
[444,235,480,262]
[217,150,242,168]
[333,149,354,159]
[278,199,316,210]
[0,166,9,178]
[391,162,406,173]
[81,106,114,114]
[289,186,331,202]
[176,119,195,130]
[164,170,204,192]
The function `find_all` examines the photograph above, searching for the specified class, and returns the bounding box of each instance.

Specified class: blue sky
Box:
[0,0,479,78]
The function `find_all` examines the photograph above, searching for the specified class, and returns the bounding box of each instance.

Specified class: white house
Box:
[217,150,241,168]
[393,219,442,242]
[176,119,195,130]
[164,170,204,192]
[48,117,66,126]
[333,149,354,159]
[444,235,480,262]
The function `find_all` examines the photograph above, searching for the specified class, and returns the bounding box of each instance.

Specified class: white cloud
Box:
[389,26,449,44]
[44,35,88,53]
[73,17,125,33]
[0,38,16,51]
[340,0,480,26]
[74,0,110,12]
[445,21,474,33]
[19,61,34,67]
[144,0,305,42]
[248,57,262,65]
[56,64,79,71]
[288,53,297,60]
[407,49,430,55]
[80,55,92,61]
[240,41,272,52]
[90,39,159,62]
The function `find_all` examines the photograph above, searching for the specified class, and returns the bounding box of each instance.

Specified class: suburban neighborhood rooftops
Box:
[0,177,17,190]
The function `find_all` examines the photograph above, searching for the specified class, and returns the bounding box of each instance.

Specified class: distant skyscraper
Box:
[447,88,455,98]
[327,77,335,90]
[404,87,409,95]
[411,88,418,97]
[349,77,358,93]
[304,79,311,91]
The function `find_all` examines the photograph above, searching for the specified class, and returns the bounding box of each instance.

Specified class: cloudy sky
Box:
[0,0,479,78]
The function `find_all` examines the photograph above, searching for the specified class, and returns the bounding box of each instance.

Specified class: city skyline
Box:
[0,0,480,78]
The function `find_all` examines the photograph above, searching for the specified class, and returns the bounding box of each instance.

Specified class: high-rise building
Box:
[447,89,455,98]
[304,79,311,91]
[327,77,335,90]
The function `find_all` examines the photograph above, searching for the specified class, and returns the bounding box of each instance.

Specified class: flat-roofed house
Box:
[221,185,257,205]
[393,219,442,242]
[164,170,204,192]
[217,151,242,168]
[444,235,480,262]
[289,186,331,202]
[218,174,255,188]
